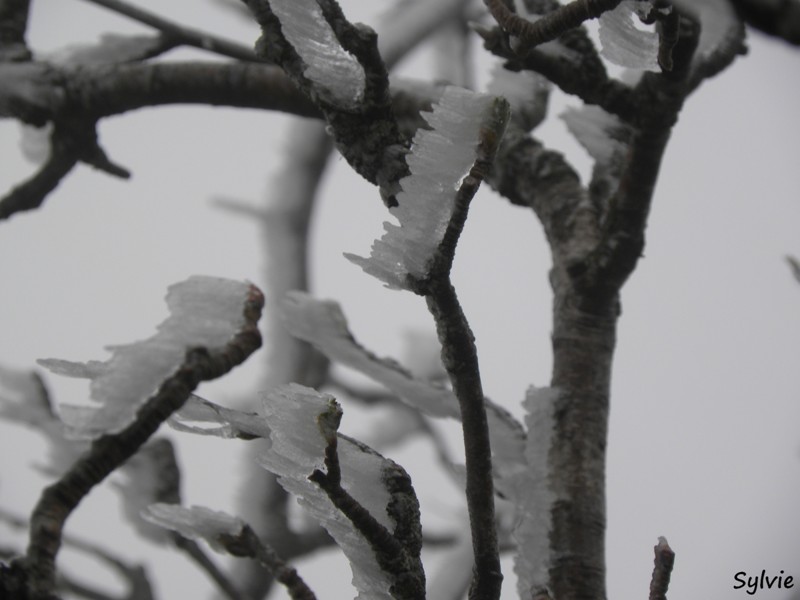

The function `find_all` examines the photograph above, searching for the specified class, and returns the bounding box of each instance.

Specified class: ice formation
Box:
[346,86,508,289]
[142,504,245,552]
[257,384,399,599]
[269,0,366,109]
[37,276,254,439]
[561,104,632,166]
[511,386,560,598]
[599,1,660,71]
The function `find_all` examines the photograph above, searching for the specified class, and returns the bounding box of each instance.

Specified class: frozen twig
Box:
[79,0,259,62]
[17,279,263,598]
[308,428,424,600]
[648,537,675,600]
[246,0,408,205]
[412,95,509,600]
[476,15,637,121]
[484,0,622,55]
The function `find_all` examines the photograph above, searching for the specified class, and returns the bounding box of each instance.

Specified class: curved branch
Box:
[79,0,260,62]
[484,0,622,54]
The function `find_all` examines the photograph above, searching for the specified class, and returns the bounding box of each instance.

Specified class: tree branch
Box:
[245,0,408,205]
[219,525,317,600]
[79,0,260,62]
[308,433,424,600]
[411,102,510,600]
[648,537,675,600]
[484,0,622,54]
[17,285,263,598]
[475,20,637,121]
[0,0,31,61]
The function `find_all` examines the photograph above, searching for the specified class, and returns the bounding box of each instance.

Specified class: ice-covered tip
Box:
[269,0,366,109]
[347,86,509,290]
[37,275,256,439]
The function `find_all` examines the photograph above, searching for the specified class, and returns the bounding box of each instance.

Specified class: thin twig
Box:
[218,525,317,600]
[79,0,259,62]
[172,535,244,600]
[648,537,675,600]
[415,100,510,600]
[484,0,622,54]
[309,436,424,600]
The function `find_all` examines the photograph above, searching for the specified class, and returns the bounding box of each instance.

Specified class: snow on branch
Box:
[267,0,365,109]
[38,275,259,439]
[346,86,509,290]
[280,292,526,496]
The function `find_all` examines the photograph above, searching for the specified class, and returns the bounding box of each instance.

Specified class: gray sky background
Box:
[1,1,799,599]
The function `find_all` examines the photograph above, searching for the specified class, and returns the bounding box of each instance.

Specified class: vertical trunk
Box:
[546,265,618,600]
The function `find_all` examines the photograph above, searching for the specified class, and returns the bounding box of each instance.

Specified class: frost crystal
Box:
[169,394,271,439]
[599,1,659,71]
[19,122,52,165]
[346,86,506,289]
[258,384,397,598]
[38,275,253,439]
[269,0,366,109]
[142,504,244,552]
[511,386,560,598]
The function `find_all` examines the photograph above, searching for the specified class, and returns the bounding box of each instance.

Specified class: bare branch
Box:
[78,0,259,62]
[484,0,622,55]
[0,0,31,61]
[219,525,317,600]
[648,537,675,600]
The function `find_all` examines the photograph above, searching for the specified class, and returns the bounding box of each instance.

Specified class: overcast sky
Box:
[1,1,799,599]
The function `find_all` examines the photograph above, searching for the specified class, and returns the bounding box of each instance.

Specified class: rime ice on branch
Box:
[346,86,510,290]
[37,275,258,439]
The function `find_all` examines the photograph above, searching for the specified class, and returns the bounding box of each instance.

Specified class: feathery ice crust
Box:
[346,86,507,290]
[268,0,366,109]
[37,276,255,439]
